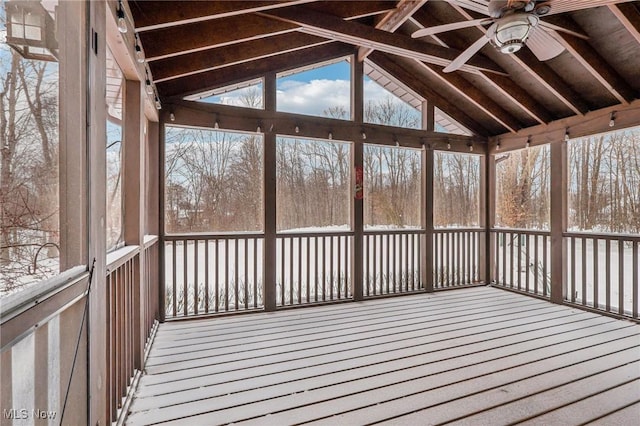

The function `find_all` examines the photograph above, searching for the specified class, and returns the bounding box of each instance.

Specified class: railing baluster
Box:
[289,237,295,305]
[525,234,530,292]
[224,239,229,312]
[194,239,199,315]
[633,241,638,319]
[306,237,311,303]
[214,238,219,313]
[244,238,249,310]
[543,235,548,297]
[172,241,177,317]
[297,237,302,303]
[314,236,319,301]
[606,238,611,312]
[581,237,587,305]
[372,234,377,295]
[183,240,188,316]
[204,239,209,313]
[337,236,342,299]
[571,237,576,302]
[253,238,258,308]
[322,236,327,301]
[619,239,624,315]
[593,237,599,309]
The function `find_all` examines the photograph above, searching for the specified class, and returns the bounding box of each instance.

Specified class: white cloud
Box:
[0,30,6,44]
[277,78,351,117]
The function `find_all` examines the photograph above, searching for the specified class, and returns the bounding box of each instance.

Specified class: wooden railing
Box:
[277,232,353,306]
[164,234,264,318]
[433,228,484,289]
[565,232,639,319]
[492,229,551,298]
[105,236,160,423]
[106,246,140,421]
[364,229,423,296]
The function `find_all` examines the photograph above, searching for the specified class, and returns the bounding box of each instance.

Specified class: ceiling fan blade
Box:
[539,21,589,40]
[412,18,492,38]
[443,27,494,72]
[526,27,565,61]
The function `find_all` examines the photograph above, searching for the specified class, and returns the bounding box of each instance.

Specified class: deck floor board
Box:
[127,287,640,426]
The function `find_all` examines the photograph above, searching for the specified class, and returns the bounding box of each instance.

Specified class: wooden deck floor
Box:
[126,287,640,425]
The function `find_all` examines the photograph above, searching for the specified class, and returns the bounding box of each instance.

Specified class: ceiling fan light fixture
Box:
[493,13,538,54]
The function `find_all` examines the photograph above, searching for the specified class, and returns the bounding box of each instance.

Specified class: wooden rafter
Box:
[357,0,429,61]
[608,2,640,45]
[156,43,356,100]
[368,51,491,136]
[417,62,523,133]
[150,33,330,83]
[257,6,506,74]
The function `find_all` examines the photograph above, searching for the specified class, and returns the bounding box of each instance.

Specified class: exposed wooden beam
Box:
[447,3,591,116]
[411,8,553,125]
[165,99,486,153]
[368,51,491,136]
[129,0,317,32]
[609,2,640,45]
[545,16,637,104]
[150,33,329,82]
[157,43,355,99]
[489,99,640,152]
[257,6,506,74]
[417,62,523,133]
[357,0,429,62]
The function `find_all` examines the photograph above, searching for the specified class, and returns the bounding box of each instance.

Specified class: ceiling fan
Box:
[411,0,589,73]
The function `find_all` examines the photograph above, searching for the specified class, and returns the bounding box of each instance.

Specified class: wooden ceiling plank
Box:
[129,0,317,32]
[157,43,356,100]
[357,0,429,61]
[150,33,329,82]
[546,0,637,16]
[478,72,554,125]
[418,62,523,133]
[447,3,591,115]
[368,51,491,136]
[257,6,506,74]
[552,33,636,105]
[608,3,640,45]
[139,14,298,61]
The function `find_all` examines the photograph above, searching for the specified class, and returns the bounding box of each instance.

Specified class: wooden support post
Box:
[123,79,144,369]
[484,154,496,284]
[352,57,364,301]
[264,72,277,311]
[550,139,568,304]
[423,101,435,292]
[157,121,166,322]
[88,1,108,424]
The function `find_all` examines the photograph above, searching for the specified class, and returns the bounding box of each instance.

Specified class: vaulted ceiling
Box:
[127,0,640,139]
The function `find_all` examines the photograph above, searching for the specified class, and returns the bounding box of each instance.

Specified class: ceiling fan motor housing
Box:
[492,13,539,54]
